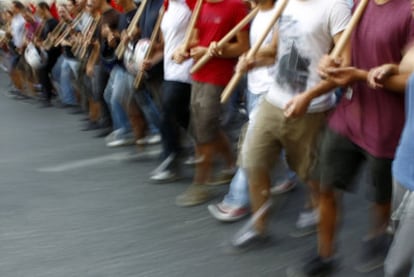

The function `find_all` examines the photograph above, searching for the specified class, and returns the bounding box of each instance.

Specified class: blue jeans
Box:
[103,66,132,134]
[223,89,264,208]
[134,82,161,135]
[59,57,79,105]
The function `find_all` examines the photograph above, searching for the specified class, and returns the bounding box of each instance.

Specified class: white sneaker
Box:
[296,209,319,229]
[136,134,161,145]
[105,129,121,143]
[270,180,297,195]
[183,155,204,165]
[106,137,135,147]
[150,169,179,183]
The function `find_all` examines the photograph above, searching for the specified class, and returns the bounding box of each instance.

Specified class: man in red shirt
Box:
[174,0,249,207]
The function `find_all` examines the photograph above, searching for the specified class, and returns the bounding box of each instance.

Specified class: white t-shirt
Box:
[266,0,350,112]
[161,0,192,83]
[10,14,25,49]
[247,6,276,95]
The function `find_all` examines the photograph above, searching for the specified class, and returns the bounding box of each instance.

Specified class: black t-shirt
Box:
[41,18,61,57]
[40,18,58,41]
[118,8,138,32]
[100,8,121,62]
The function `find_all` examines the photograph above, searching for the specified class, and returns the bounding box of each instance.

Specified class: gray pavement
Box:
[0,71,382,277]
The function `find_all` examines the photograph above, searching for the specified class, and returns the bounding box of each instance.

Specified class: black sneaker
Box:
[300,255,336,276]
[354,233,392,273]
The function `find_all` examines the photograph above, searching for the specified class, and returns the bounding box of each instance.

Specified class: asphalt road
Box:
[0,70,382,277]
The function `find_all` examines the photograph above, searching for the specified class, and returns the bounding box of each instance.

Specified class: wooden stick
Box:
[221,0,289,103]
[79,15,101,60]
[43,20,66,49]
[115,0,149,59]
[190,7,259,74]
[53,12,84,47]
[330,0,369,58]
[181,0,203,51]
[133,6,165,89]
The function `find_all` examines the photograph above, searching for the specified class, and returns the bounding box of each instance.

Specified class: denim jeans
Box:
[103,65,132,134]
[91,63,111,124]
[134,79,161,135]
[159,80,191,160]
[223,89,265,208]
[59,56,79,105]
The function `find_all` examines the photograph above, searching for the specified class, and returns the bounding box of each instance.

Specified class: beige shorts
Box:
[190,81,224,144]
[241,99,327,182]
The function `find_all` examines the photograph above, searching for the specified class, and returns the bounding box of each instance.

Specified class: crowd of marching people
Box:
[0,0,413,275]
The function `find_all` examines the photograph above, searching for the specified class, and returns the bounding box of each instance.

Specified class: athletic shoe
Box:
[175,183,213,207]
[354,233,392,273]
[230,227,271,253]
[208,202,249,222]
[296,209,319,229]
[151,153,177,175]
[150,169,179,184]
[270,180,297,195]
[207,168,236,186]
[81,121,101,131]
[300,255,337,276]
[106,137,136,147]
[183,155,204,165]
[105,130,120,143]
[136,134,161,145]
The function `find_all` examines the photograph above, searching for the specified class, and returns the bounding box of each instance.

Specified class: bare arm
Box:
[215,30,250,58]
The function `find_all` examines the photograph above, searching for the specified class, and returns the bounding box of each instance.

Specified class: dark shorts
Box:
[319,128,392,204]
[190,81,224,144]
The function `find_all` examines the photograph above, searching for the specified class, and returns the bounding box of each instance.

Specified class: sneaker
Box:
[207,168,236,186]
[150,169,179,184]
[300,255,337,276]
[354,233,392,273]
[175,183,214,207]
[296,209,319,229]
[230,227,271,253]
[151,153,177,175]
[183,155,204,165]
[270,180,297,195]
[105,130,120,143]
[81,121,101,131]
[106,137,136,147]
[208,202,249,222]
[136,134,161,145]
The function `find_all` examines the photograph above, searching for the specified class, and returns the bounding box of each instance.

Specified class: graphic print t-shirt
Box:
[266,0,350,112]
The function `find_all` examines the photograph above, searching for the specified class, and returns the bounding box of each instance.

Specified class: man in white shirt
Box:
[231,0,350,251]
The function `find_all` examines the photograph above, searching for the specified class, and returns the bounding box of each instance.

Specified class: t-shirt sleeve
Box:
[185,0,197,11]
[232,0,249,31]
[403,13,414,49]
[328,0,351,37]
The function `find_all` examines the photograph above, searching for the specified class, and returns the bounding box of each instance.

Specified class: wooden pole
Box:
[115,0,149,59]
[133,6,165,89]
[330,0,369,58]
[190,7,259,74]
[53,12,84,47]
[181,0,203,52]
[220,0,289,103]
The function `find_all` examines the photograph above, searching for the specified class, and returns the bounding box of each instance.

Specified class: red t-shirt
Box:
[329,0,414,159]
[191,0,248,86]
